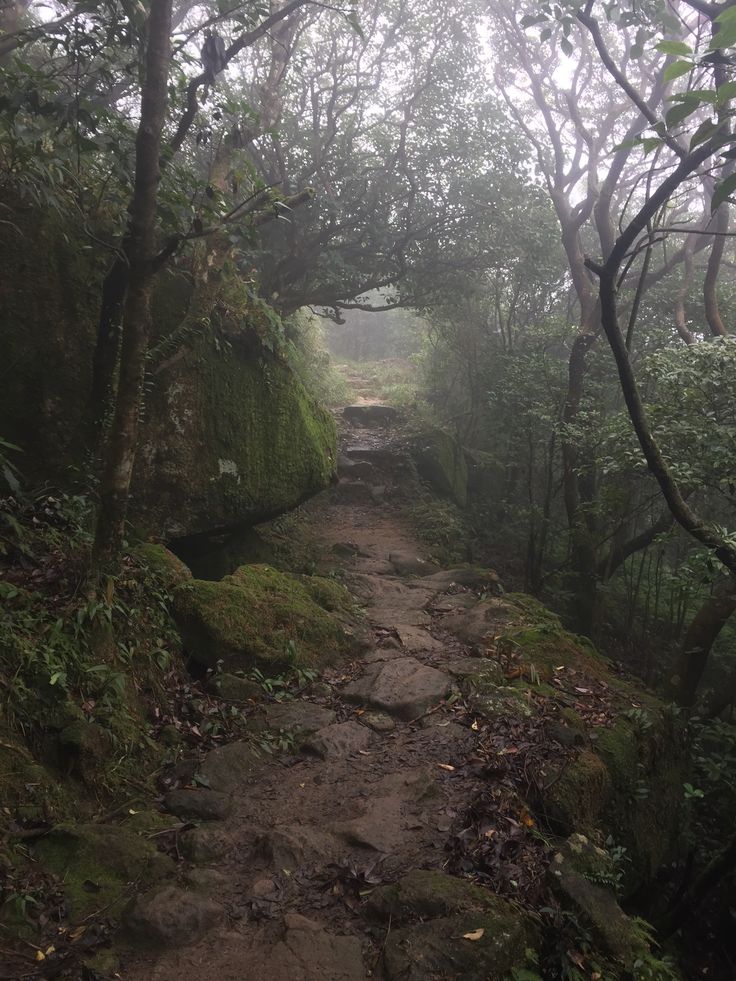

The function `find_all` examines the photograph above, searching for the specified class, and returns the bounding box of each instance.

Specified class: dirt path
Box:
[123,387,512,981]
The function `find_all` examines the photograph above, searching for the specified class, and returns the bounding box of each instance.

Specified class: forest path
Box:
[124,373,500,981]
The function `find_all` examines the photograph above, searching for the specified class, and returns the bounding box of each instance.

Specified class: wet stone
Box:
[343,657,454,721]
[196,740,263,795]
[163,788,232,822]
[179,826,231,864]
[302,721,372,758]
[360,711,396,733]
[343,404,399,427]
[125,885,221,947]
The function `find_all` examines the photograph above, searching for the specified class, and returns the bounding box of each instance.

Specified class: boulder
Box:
[389,551,441,576]
[163,788,232,821]
[303,721,372,758]
[369,871,536,981]
[131,543,193,589]
[0,207,336,539]
[33,824,173,921]
[125,885,221,947]
[410,428,468,506]
[196,741,263,795]
[173,564,360,672]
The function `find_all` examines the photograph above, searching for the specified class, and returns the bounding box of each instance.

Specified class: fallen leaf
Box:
[463,929,485,941]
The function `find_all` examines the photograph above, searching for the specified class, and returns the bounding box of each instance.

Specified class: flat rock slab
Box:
[125,886,221,947]
[333,795,404,853]
[395,623,445,653]
[444,656,503,686]
[260,702,336,735]
[164,788,232,822]
[389,551,441,577]
[343,404,399,427]
[345,446,402,465]
[197,740,263,795]
[303,721,372,758]
[254,825,336,872]
[343,657,453,720]
[250,914,367,980]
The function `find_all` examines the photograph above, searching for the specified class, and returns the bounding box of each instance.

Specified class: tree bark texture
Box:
[90,0,173,578]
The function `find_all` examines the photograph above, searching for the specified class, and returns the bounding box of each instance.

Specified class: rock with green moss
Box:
[173,563,360,671]
[134,331,337,540]
[0,205,337,539]
[369,870,537,981]
[0,729,75,826]
[132,543,192,590]
[33,824,174,922]
[550,834,658,975]
[411,428,468,507]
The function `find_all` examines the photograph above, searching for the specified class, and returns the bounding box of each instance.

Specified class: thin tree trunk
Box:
[90,0,173,579]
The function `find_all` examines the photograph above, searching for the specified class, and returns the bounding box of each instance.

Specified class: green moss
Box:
[0,729,76,827]
[134,332,338,539]
[33,824,173,923]
[547,750,612,834]
[560,707,586,731]
[410,427,468,506]
[131,543,192,590]
[173,563,358,671]
[367,869,502,921]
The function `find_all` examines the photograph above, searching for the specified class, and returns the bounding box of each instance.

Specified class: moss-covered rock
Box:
[33,824,174,922]
[369,870,537,981]
[367,869,503,920]
[550,835,670,977]
[135,331,337,540]
[0,728,75,827]
[173,563,360,671]
[411,428,468,506]
[132,543,193,590]
[0,201,337,540]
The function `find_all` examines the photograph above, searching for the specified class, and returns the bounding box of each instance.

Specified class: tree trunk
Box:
[673,576,736,708]
[90,0,173,579]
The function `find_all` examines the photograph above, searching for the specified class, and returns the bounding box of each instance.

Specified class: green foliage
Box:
[0,495,181,795]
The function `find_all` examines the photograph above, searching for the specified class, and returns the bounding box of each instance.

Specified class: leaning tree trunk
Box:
[673,576,736,708]
[90,0,173,580]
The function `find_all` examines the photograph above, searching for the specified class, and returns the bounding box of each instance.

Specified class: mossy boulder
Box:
[411,428,468,506]
[368,870,536,981]
[173,563,360,671]
[132,543,193,590]
[135,331,337,540]
[550,835,674,978]
[504,599,688,890]
[0,729,74,827]
[33,824,174,922]
[0,201,337,540]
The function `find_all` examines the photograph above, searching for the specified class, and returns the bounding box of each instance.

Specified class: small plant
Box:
[683,782,704,800]
[623,707,654,733]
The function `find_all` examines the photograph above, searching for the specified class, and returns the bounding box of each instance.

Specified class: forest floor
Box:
[121,367,556,980]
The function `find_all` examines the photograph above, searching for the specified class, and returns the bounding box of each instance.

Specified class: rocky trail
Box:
[115,373,681,981]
